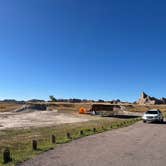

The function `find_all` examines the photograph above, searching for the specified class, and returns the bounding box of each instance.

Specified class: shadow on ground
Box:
[145,121,166,125]
[107,115,141,119]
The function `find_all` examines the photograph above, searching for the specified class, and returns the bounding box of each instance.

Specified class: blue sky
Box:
[0,0,166,101]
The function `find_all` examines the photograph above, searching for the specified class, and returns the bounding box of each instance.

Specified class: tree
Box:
[49,95,57,102]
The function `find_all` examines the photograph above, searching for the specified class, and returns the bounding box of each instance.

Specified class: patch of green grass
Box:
[0,118,140,166]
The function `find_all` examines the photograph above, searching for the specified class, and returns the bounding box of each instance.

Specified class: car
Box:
[142,109,164,123]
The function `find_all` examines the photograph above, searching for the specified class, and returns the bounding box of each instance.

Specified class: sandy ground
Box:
[0,110,91,130]
[20,121,166,166]
[0,108,141,130]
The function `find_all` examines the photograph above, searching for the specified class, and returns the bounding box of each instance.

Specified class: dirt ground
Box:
[0,110,93,130]
[20,121,166,166]
[0,102,165,130]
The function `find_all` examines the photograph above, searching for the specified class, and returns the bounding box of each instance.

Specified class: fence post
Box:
[32,140,37,150]
[80,130,84,136]
[3,148,12,163]
[67,132,71,139]
[51,135,56,144]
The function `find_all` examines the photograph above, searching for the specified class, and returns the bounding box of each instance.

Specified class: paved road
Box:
[20,122,166,166]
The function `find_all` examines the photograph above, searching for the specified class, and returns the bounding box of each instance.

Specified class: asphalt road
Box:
[20,121,166,166]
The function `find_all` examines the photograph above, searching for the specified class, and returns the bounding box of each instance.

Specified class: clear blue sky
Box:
[0,0,166,101]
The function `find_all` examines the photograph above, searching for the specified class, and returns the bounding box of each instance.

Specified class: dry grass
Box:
[3,101,166,112]
[2,101,166,114]
[47,102,92,113]
[0,118,140,166]
[0,103,21,112]
[45,102,166,113]
[125,104,166,113]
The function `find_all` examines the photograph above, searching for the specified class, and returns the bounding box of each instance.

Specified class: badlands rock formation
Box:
[137,92,166,105]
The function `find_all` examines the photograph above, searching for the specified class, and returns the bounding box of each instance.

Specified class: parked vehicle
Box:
[142,109,164,123]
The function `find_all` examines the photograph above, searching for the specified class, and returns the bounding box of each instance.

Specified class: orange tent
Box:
[79,107,86,114]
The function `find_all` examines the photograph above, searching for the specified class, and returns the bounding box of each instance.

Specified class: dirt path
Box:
[20,121,166,166]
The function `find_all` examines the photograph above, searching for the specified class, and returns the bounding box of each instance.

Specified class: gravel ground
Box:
[0,111,90,129]
[20,121,166,166]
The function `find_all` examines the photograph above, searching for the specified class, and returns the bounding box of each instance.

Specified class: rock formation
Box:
[137,92,165,105]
